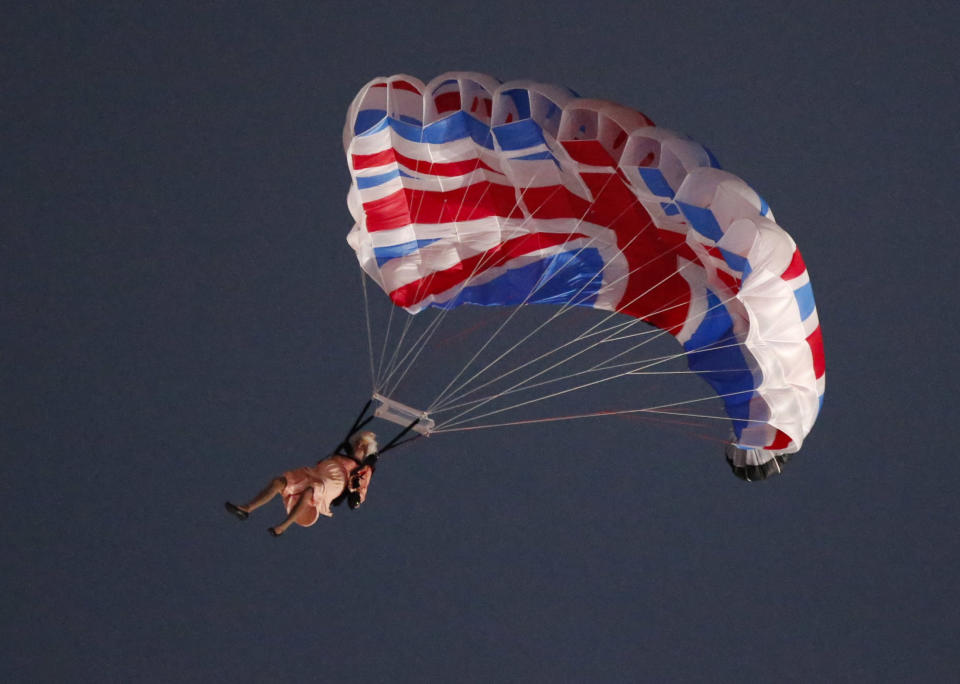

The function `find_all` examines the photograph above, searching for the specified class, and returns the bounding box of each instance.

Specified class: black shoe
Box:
[224,502,249,521]
[268,527,282,537]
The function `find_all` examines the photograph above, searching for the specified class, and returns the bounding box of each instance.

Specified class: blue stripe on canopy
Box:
[357,169,400,189]
[638,168,675,198]
[719,248,748,274]
[431,248,605,309]
[355,111,496,148]
[510,151,557,163]
[793,282,816,320]
[684,289,756,439]
[354,110,387,135]
[374,238,441,267]
[494,119,545,150]
[677,202,724,241]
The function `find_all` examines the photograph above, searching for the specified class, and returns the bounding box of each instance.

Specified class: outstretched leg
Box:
[269,489,316,537]
[228,476,286,517]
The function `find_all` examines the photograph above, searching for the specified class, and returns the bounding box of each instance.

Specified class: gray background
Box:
[4,1,958,681]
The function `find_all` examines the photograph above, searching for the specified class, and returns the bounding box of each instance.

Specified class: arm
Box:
[350,465,374,504]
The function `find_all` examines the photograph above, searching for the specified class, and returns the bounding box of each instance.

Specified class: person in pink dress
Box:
[225,431,378,536]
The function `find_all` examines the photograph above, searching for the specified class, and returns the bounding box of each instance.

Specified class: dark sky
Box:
[4,2,958,681]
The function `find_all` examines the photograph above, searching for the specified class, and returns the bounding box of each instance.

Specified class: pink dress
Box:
[281,455,374,526]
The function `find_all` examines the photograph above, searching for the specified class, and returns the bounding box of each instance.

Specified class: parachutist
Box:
[225,431,378,536]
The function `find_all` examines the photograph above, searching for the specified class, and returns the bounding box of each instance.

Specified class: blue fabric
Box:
[374,238,441,267]
[793,281,816,320]
[703,145,722,169]
[758,194,769,217]
[494,119,545,150]
[684,290,732,351]
[510,151,557,162]
[354,109,387,135]
[677,202,724,241]
[639,168,675,198]
[357,168,400,189]
[683,290,756,439]
[431,248,604,310]
[389,117,423,141]
[719,248,748,274]
[540,100,562,132]
[432,79,458,92]
[502,89,532,120]
[355,111,495,147]
[422,112,494,147]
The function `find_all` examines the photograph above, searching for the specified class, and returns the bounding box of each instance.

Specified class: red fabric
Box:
[767,429,794,450]
[390,232,589,308]
[363,183,524,232]
[806,326,825,378]
[434,91,461,113]
[390,80,421,94]
[352,148,494,176]
[781,249,807,280]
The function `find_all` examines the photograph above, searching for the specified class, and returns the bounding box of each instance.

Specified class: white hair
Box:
[349,430,378,458]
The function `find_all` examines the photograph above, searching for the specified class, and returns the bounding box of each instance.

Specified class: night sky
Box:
[4,2,958,681]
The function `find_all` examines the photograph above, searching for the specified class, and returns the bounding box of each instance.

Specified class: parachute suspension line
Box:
[431,233,708,412]
[436,381,758,432]
[379,308,417,392]
[572,294,698,371]
[428,182,691,412]
[375,293,398,389]
[432,282,742,428]
[430,332,687,415]
[430,247,692,413]
[432,260,697,424]
[429,220,691,411]
[423,193,580,410]
[378,135,513,393]
[360,268,378,392]
[584,286,750,376]
[583,287,704,347]
[426,173,629,411]
[389,158,618,409]
[379,312,445,395]
[431,393,767,434]
[427,227,637,410]
[598,326,676,343]
[381,138,530,392]
[436,288,747,425]
[570,317,637,341]
[373,121,434,391]
[380,181,494,390]
[416,175,583,410]
[377,171,553,397]
[428,308,704,415]
[376,197,462,388]
[431,339,749,415]
[380,177,544,395]
[378,186,517,395]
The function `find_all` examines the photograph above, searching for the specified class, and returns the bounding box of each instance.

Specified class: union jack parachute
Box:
[343,72,824,480]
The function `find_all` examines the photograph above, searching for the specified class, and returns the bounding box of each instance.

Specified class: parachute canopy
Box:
[342,72,824,478]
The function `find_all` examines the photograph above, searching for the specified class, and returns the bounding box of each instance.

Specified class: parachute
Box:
[342,72,824,480]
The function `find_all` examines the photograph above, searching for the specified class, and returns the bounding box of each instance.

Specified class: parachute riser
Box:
[334,399,376,456]
[335,394,433,459]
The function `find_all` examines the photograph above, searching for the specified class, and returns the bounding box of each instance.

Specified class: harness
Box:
[330,399,424,509]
